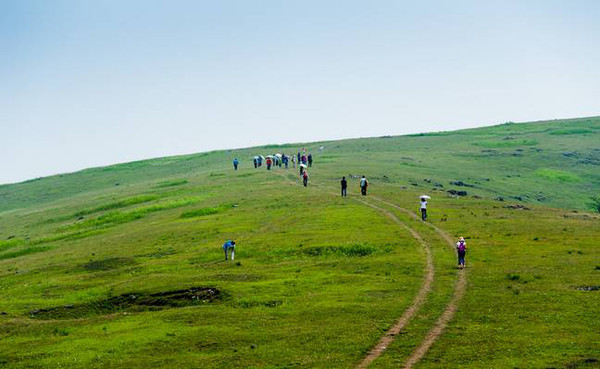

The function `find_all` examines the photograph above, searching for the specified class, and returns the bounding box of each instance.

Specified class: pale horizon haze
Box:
[2,0,599,184]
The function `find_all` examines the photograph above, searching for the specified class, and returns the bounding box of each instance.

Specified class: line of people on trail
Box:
[229,153,469,269]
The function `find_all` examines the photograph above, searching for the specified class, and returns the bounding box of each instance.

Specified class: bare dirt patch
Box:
[29,287,222,319]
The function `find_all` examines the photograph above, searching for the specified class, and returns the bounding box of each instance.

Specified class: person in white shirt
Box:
[360,176,369,196]
[420,197,428,221]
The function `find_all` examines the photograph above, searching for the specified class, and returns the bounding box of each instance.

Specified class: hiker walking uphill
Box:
[456,237,467,269]
[233,158,239,171]
[341,176,347,197]
[222,240,236,261]
[266,157,272,170]
[308,154,313,167]
[420,196,428,221]
[302,170,309,187]
[360,175,369,196]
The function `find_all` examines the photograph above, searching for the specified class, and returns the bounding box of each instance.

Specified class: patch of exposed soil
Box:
[29,287,222,319]
[504,204,531,210]
[576,285,599,291]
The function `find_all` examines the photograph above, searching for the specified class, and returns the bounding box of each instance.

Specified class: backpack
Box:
[457,241,466,252]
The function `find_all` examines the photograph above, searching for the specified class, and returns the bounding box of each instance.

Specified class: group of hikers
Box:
[235,149,315,186]
[244,151,313,171]
[227,151,468,269]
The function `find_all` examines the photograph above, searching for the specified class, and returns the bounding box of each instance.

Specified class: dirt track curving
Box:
[277,173,467,368]
[372,197,468,368]
[354,200,433,369]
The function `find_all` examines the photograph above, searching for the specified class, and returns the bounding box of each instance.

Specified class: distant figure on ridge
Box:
[360,175,368,196]
[223,240,236,261]
[420,196,428,221]
[233,158,239,171]
[341,176,347,197]
[456,237,467,269]
[302,170,309,187]
[308,154,313,167]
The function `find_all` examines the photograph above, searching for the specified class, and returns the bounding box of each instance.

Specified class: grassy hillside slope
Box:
[0,117,598,368]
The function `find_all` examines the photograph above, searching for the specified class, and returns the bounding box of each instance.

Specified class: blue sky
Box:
[2,0,599,184]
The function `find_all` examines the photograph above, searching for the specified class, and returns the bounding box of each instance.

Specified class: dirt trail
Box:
[277,173,466,368]
[354,200,433,369]
[372,197,468,368]
[276,173,437,368]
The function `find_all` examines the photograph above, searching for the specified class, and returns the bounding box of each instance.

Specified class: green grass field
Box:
[0,117,599,368]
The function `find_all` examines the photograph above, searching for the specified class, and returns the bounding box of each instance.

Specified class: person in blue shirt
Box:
[223,240,236,261]
[233,158,239,171]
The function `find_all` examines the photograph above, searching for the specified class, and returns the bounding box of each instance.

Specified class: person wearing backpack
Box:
[223,240,236,261]
[233,158,239,171]
[360,175,368,196]
[302,170,309,187]
[456,237,467,269]
[341,176,347,197]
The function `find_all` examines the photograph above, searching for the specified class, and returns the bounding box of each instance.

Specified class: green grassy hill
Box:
[0,117,598,368]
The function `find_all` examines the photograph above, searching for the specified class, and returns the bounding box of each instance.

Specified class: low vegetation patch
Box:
[535,168,581,182]
[0,246,51,261]
[74,194,161,217]
[550,128,594,135]
[475,139,538,148]
[181,207,219,218]
[154,179,188,188]
[180,203,234,218]
[64,197,201,231]
[82,257,136,271]
[136,248,177,259]
[29,287,223,320]
[0,238,25,251]
[302,243,378,257]
[237,299,283,308]
[33,229,103,245]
